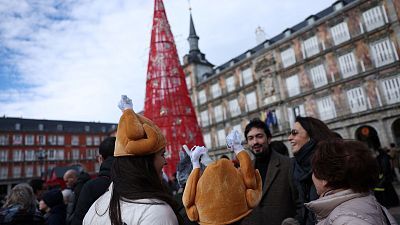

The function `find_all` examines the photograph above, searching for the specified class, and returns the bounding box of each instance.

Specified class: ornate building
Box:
[0,117,116,194]
[183,0,400,158]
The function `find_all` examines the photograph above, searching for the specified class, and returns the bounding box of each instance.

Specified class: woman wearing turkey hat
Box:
[83,95,182,225]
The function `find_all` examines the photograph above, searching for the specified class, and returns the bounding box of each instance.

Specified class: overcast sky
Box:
[0,0,335,123]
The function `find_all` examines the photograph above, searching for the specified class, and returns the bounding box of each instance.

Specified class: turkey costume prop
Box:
[114,105,166,156]
[183,148,262,225]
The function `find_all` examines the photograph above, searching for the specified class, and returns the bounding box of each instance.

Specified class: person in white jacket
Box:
[305,140,397,225]
[83,95,181,225]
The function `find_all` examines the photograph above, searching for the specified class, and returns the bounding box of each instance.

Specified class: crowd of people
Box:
[0,95,399,225]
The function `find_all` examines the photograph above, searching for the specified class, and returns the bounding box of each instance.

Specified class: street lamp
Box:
[36,149,47,178]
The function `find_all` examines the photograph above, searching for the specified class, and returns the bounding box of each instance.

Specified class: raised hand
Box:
[118,95,133,112]
[183,145,207,169]
[226,129,244,154]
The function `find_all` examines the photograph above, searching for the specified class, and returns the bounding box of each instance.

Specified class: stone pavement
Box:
[388,182,400,223]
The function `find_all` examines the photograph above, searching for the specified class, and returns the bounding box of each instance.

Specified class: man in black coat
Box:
[69,137,115,225]
[239,119,301,225]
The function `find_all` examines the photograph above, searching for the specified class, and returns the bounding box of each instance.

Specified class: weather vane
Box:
[187,0,192,12]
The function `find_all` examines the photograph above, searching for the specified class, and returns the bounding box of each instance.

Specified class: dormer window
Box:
[56,124,63,131]
[306,15,316,25]
[263,41,270,48]
[284,29,292,38]
[38,124,44,131]
[84,125,90,132]
[333,1,344,11]
[15,123,21,131]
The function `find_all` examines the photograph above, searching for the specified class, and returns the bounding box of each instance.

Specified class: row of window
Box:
[288,75,400,123]
[200,91,257,127]
[201,75,400,149]
[194,5,389,107]
[197,68,253,105]
[281,5,389,69]
[0,166,40,179]
[197,36,395,108]
[0,148,98,162]
[285,37,398,97]
[12,123,104,132]
[0,163,90,180]
[0,134,103,146]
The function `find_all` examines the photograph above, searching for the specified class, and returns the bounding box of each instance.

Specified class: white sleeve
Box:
[126,204,178,225]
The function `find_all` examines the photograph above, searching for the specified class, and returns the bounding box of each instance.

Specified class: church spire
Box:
[183,8,213,68]
[188,12,199,52]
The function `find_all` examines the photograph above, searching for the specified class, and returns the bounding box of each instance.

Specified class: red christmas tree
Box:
[144,0,204,177]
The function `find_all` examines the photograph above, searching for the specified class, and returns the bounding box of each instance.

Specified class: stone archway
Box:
[392,118,400,146]
[355,125,381,150]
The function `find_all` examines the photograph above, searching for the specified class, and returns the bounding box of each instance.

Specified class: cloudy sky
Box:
[0,0,335,123]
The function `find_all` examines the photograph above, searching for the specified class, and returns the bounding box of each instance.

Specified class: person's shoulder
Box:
[124,200,178,225]
[330,214,372,225]
[84,175,109,187]
[272,150,292,165]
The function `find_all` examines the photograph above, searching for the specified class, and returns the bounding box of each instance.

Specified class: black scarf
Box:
[255,148,272,186]
[293,139,316,181]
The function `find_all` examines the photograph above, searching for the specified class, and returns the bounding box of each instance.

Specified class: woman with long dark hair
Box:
[83,95,182,225]
[286,116,338,225]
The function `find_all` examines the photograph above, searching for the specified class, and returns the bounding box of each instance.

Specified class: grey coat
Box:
[305,189,397,225]
[240,150,301,225]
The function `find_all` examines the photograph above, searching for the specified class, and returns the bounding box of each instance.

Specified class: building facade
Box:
[0,117,116,194]
[183,0,400,158]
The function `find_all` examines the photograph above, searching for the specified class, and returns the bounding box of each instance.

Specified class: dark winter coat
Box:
[292,139,318,225]
[174,188,199,225]
[0,204,44,225]
[66,171,91,224]
[72,172,91,209]
[69,157,114,225]
[240,150,300,225]
[375,151,399,208]
[45,204,66,225]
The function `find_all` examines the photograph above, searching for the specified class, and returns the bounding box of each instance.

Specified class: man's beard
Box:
[252,144,265,155]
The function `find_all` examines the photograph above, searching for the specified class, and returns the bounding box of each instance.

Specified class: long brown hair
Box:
[3,183,36,211]
[109,154,183,225]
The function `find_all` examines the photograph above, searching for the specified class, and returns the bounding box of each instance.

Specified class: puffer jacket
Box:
[305,189,397,225]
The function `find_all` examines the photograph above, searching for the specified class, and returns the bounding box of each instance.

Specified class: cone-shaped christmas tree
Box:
[144,0,204,177]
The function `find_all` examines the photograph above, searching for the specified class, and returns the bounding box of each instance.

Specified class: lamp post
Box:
[36,149,47,178]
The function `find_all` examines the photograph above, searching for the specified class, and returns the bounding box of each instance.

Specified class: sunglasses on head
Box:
[288,129,299,136]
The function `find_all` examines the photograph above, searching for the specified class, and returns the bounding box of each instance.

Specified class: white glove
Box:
[226,129,244,155]
[200,150,213,167]
[118,95,133,112]
[183,145,207,169]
